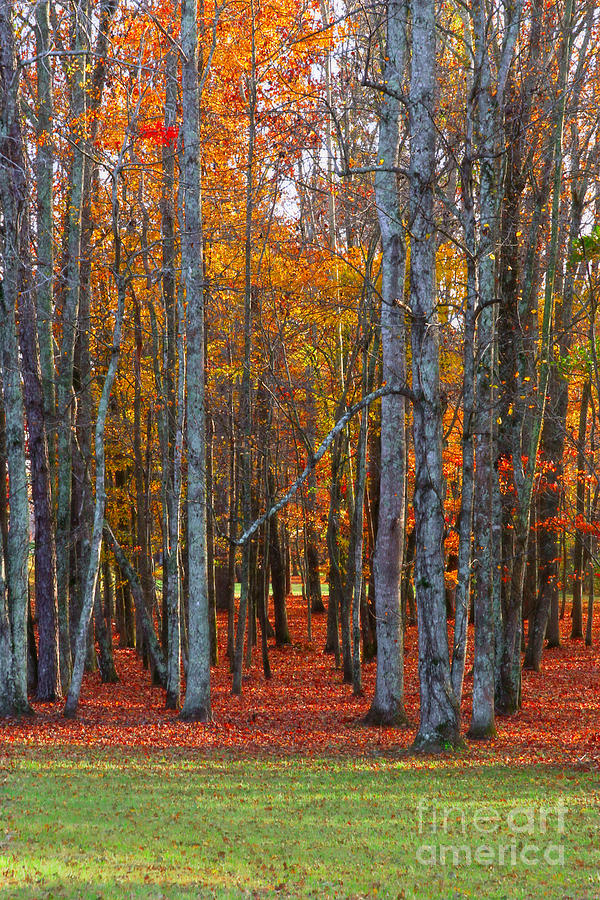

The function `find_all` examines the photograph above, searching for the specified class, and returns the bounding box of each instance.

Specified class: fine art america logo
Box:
[416,800,567,867]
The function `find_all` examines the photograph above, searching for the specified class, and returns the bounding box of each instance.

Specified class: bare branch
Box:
[232,381,415,547]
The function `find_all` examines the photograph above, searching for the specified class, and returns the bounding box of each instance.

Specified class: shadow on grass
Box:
[1,753,598,899]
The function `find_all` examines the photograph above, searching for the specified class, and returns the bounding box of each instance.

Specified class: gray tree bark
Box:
[34,0,56,486]
[55,0,89,691]
[527,6,594,660]
[571,380,590,641]
[469,0,498,740]
[73,0,119,677]
[450,73,476,705]
[304,360,324,614]
[179,0,212,720]
[349,306,374,696]
[232,0,259,693]
[6,0,61,704]
[0,541,13,716]
[104,525,167,685]
[497,0,574,713]
[365,0,409,726]
[409,0,459,751]
[162,64,184,705]
[0,0,35,716]
[64,152,128,718]
[525,180,586,668]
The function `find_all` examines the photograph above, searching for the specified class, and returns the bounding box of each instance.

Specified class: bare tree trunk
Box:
[64,150,128,718]
[0,328,30,716]
[525,172,586,666]
[469,0,498,740]
[497,0,574,714]
[350,356,369,696]
[131,286,154,657]
[0,546,13,716]
[55,0,89,691]
[226,389,237,663]
[179,0,211,720]
[27,595,38,695]
[585,518,595,647]
[94,577,118,684]
[270,495,290,646]
[258,518,272,679]
[10,3,60,703]
[325,442,343,668]
[104,526,166,684]
[303,357,324,614]
[363,415,379,656]
[0,0,35,715]
[365,0,409,729]
[164,107,186,707]
[0,382,11,710]
[233,2,257,694]
[450,32,476,702]
[73,0,119,683]
[409,0,459,751]
[17,259,60,703]
[34,0,56,486]
[0,402,8,563]
[206,412,218,665]
[572,380,590,640]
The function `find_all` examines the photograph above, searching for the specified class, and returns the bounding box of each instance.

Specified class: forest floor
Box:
[1,590,599,899]
[0,584,598,766]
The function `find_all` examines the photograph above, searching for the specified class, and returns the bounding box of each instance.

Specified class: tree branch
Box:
[232,382,415,547]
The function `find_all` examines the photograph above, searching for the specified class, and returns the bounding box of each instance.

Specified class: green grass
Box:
[0,750,598,899]
[232,582,322,599]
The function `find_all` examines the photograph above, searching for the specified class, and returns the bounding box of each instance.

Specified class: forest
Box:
[0,0,599,897]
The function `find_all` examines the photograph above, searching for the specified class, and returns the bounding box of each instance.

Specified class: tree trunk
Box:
[366,7,409,724]
[55,0,89,692]
[34,0,57,489]
[303,357,324,614]
[0,554,13,716]
[105,526,167,685]
[64,150,127,718]
[410,0,459,751]
[258,520,272,679]
[450,50,476,703]
[27,595,38,696]
[350,367,369,696]
[469,2,497,736]
[325,440,343,667]
[585,529,595,647]
[155,42,183,708]
[14,35,60,702]
[571,380,590,640]
[497,0,574,713]
[226,397,237,663]
[231,0,259,696]
[179,0,211,720]
[94,578,118,684]
[0,0,35,715]
[270,505,290,645]
[206,413,218,665]
[525,11,591,662]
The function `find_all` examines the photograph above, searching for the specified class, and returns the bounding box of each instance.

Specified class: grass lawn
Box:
[0,750,598,899]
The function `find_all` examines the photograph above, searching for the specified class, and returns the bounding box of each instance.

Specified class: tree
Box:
[64,134,131,717]
[55,0,89,689]
[365,0,409,727]
[525,2,595,667]
[409,0,459,751]
[179,0,214,722]
[0,0,35,716]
